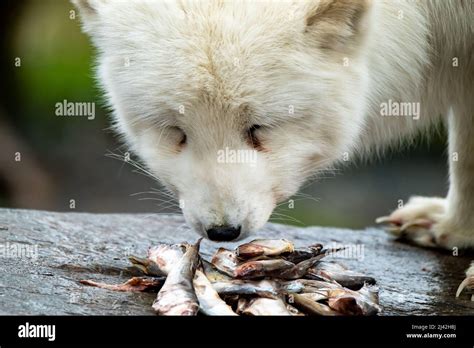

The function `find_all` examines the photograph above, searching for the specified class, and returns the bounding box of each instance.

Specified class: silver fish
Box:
[326,285,381,315]
[80,276,164,292]
[152,239,201,316]
[296,292,328,302]
[212,279,279,297]
[211,248,239,277]
[147,243,187,275]
[236,239,294,259]
[212,245,337,281]
[289,293,339,316]
[278,254,328,279]
[234,259,295,279]
[285,280,380,316]
[328,295,364,315]
[285,279,380,316]
[193,270,237,316]
[202,259,232,282]
[240,297,293,316]
[128,256,165,276]
[307,261,376,289]
[132,247,237,315]
[278,280,306,294]
[235,243,325,263]
[283,244,323,264]
[280,279,341,293]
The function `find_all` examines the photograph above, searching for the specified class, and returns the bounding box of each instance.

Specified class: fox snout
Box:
[180,174,276,242]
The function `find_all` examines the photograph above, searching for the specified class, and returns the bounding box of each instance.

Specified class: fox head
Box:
[74,0,373,241]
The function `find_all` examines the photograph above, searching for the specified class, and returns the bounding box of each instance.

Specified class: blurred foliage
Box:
[11,0,105,148]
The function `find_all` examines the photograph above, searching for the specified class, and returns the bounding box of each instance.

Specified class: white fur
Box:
[73,0,474,250]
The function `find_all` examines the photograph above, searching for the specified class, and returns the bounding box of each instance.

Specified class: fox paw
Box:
[377,197,474,300]
[376,196,449,248]
[456,262,474,301]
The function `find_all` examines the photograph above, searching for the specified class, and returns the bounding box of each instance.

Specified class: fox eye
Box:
[178,128,187,146]
[246,125,263,150]
[170,126,187,147]
[179,131,187,146]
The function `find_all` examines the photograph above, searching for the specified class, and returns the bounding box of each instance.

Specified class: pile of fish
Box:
[81,239,381,315]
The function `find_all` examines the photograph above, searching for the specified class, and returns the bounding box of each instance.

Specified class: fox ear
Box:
[71,0,106,32]
[304,0,372,51]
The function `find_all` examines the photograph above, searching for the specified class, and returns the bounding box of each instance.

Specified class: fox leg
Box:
[377,102,474,299]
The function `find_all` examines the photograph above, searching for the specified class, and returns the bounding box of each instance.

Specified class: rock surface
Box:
[0,208,472,315]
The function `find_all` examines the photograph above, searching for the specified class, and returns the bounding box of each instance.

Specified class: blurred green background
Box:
[0,0,448,229]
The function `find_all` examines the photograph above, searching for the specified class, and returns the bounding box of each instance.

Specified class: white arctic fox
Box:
[73,0,473,292]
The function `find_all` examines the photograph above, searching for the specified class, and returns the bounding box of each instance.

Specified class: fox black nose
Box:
[206,225,241,241]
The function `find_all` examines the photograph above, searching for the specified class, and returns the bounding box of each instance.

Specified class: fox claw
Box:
[375,216,401,226]
[399,218,433,232]
[456,263,474,301]
[376,216,432,234]
[374,197,448,248]
[456,276,474,300]
[376,215,438,247]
